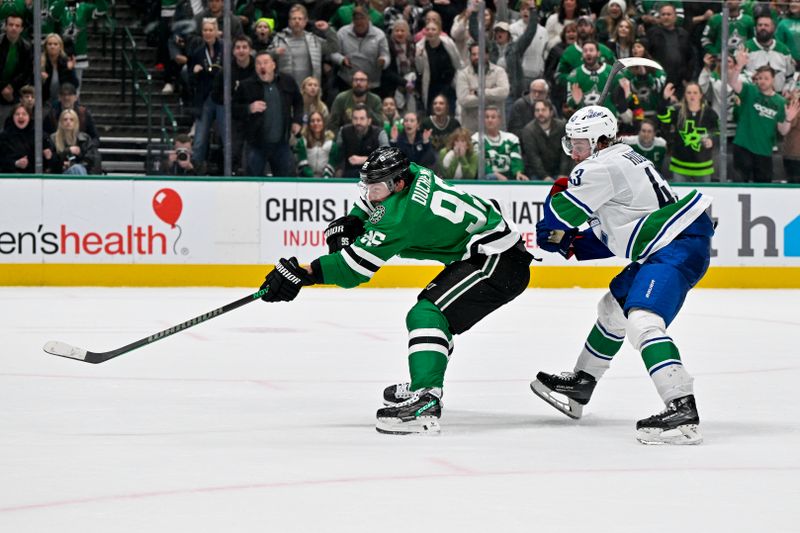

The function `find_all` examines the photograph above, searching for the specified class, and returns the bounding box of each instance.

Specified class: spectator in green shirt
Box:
[729,52,800,182]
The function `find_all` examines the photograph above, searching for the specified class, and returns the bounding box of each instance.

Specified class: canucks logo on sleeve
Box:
[549,144,711,261]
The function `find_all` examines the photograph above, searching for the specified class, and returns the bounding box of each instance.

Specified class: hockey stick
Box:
[596,56,664,108]
[42,288,270,364]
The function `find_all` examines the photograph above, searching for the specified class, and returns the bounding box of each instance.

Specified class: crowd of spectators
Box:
[0,0,105,175]
[2,0,800,182]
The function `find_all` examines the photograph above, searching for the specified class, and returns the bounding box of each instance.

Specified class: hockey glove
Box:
[324,215,365,254]
[260,257,315,302]
[536,219,578,259]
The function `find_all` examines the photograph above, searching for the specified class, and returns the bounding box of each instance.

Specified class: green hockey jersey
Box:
[567,63,622,114]
[776,16,800,61]
[557,42,617,84]
[317,164,520,288]
[471,130,524,176]
[0,0,26,19]
[702,12,755,55]
[52,0,104,66]
[619,135,667,169]
[623,68,666,118]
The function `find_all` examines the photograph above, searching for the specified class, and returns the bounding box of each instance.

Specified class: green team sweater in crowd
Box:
[567,63,622,114]
[316,163,516,288]
[619,135,668,170]
[51,0,107,66]
[733,82,786,157]
[0,0,26,19]
[471,131,524,176]
[0,0,40,35]
[702,12,755,54]
[623,68,666,118]
[160,0,179,17]
[776,16,800,61]
[657,102,719,177]
[557,42,616,84]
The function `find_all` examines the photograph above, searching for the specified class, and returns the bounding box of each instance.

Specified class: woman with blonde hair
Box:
[294,111,336,177]
[300,76,329,127]
[438,128,477,180]
[41,33,78,103]
[49,109,101,175]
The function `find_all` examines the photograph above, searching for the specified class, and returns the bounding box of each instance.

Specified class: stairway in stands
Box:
[83,3,193,175]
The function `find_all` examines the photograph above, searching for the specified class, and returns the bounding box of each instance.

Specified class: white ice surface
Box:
[1,287,798,532]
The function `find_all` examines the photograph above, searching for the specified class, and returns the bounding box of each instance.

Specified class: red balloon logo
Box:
[152,188,183,228]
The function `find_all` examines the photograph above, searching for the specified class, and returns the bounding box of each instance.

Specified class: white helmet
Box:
[562,105,618,156]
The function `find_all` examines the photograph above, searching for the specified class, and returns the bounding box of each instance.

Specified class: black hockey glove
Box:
[536,220,578,259]
[324,215,365,254]
[260,257,315,302]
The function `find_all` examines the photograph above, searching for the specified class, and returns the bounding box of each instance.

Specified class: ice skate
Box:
[376,387,442,435]
[635,395,702,445]
[530,370,597,419]
[382,382,414,406]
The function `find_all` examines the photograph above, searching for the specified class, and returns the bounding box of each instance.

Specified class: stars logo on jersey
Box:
[678,119,708,152]
[360,230,386,247]
[369,204,386,224]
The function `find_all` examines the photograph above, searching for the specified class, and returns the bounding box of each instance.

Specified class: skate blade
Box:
[636,425,703,445]
[530,380,584,420]
[375,417,441,435]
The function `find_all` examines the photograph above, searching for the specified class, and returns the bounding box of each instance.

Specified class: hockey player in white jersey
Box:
[530,105,715,445]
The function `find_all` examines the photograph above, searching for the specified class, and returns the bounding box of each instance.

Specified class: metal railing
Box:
[98,0,118,75]
[160,104,178,144]
[120,27,154,141]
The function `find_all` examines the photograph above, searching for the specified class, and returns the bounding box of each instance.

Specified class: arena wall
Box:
[1,176,798,288]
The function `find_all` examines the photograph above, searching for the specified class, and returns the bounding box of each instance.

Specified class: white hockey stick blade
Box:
[618,57,663,71]
[43,341,89,361]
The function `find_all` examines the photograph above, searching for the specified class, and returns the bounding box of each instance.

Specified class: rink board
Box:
[1,176,799,288]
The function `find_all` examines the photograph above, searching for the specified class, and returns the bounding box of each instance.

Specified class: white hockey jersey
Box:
[549,143,712,262]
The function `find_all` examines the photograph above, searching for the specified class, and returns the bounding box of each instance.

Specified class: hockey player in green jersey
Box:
[531,105,715,445]
[258,147,534,434]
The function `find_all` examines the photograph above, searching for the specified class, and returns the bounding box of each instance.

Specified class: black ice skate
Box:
[635,395,702,445]
[530,370,597,419]
[376,387,442,435]
[382,382,414,406]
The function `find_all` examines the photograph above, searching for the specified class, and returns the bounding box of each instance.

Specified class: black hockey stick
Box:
[42,288,270,364]
[597,57,664,108]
